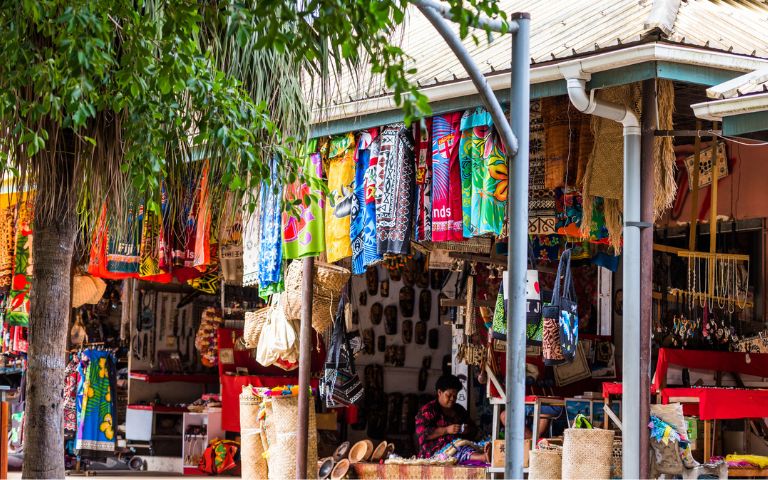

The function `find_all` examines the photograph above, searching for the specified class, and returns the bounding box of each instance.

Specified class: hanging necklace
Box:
[735,258,750,310]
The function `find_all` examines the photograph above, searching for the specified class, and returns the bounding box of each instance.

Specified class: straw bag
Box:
[283,260,351,335]
[243,306,270,349]
[562,420,614,479]
[528,448,562,479]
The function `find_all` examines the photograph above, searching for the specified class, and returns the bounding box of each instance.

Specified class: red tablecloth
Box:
[653,348,768,391]
[661,387,768,420]
[220,374,319,432]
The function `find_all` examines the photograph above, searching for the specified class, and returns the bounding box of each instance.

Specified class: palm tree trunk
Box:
[22,161,77,478]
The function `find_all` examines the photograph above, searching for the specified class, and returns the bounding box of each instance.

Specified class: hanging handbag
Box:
[320,296,364,408]
[492,243,541,342]
[542,248,579,365]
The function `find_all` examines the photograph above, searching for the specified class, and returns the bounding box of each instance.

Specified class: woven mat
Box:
[351,463,487,480]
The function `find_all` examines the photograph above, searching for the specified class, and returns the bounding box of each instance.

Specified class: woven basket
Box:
[240,387,267,479]
[244,308,270,349]
[562,428,614,479]
[283,260,350,335]
[611,439,622,479]
[268,395,318,480]
[529,448,563,479]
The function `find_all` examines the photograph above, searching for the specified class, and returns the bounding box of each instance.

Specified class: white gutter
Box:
[706,66,768,99]
[563,71,642,480]
[313,43,768,124]
[692,92,768,121]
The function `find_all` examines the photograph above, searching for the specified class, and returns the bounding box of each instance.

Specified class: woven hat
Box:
[87,276,107,304]
[72,275,99,308]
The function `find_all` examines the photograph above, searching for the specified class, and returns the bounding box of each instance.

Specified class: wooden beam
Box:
[688,120,702,252]
[653,243,686,254]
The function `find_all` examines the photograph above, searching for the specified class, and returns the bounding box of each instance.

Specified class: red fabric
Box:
[661,387,768,420]
[221,374,322,432]
[601,382,658,397]
[653,348,768,391]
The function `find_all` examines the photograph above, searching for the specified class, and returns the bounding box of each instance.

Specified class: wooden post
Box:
[688,120,702,252]
[639,79,656,479]
[0,400,8,480]
[704,419,712,463]
[709,123,720,297]
[296,257,314,479]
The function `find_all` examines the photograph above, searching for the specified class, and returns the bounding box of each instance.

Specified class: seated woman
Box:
[415,375,490,464]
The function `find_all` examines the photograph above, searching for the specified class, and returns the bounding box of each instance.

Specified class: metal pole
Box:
[413,3,519,156]
[505,12,530,480]
[297,257,315,479]
[639,78,657,479]
[623,124,643,480]
[411,0,518,33]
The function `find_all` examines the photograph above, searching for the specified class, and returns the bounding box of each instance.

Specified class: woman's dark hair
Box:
[435,374,463,392]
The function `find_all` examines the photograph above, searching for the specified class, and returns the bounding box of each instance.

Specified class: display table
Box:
[662,387,768,464]
[652,348,768,391]
[351,462,487,479]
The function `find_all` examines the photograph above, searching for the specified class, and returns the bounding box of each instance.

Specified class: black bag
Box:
[541,249,579,366]
[320,296,364,408]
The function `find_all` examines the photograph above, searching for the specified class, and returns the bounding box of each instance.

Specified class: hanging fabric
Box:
[241,191,261,287]
[219,192,244,285]
[283,139,326,260]
[413,118,433,242]
[105,200,142,278]
[325,133,355,262]
[5,201,33,326]
[256,157,284,296]
[376,123,415,255]
[528,99,557,235]
[459,108,507,237]
[75,349,117,455]
[64,356,80,435]
[431,113,464,242]
[0,205,17,295]
[351,130,382,275]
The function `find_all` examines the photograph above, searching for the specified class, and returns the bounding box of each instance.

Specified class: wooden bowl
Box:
[318,457,335,480]
[333,441,350,462]
[370,441,388,462]
[349,439,374,463]
[330,458,350,480]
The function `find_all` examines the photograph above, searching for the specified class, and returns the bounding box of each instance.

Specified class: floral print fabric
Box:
[325,134,355,262]
[257,158,283,294]
[376,124,415,255]
[351,130,382,274]
[283,139,326,259]
[459,108,507,237]
[431,113,464,242]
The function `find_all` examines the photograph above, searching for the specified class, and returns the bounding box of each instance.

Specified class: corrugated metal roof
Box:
[318,0,768,110]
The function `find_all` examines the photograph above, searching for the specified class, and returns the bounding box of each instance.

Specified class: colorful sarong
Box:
[325,134,355,262]
[257,158,283,294]
[459,108,507,237]
[75,349,116,454]
[431,113,463,242]
[283,139,325,259]
[351,129,382,274]
[376,124,415,255]
[414,119,433,241]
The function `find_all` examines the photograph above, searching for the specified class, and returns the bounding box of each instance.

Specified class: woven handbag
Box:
[284,260,351,335]
[243,306,270,349]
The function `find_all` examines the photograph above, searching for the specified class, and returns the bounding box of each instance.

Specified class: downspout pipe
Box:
[565,77,643,480]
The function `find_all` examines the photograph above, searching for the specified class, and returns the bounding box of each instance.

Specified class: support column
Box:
[297,257,315,479]
[622,126,643,480]
[505,12,530,480]
[639,78,656,479]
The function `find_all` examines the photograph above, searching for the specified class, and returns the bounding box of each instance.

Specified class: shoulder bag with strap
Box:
[542,248,579,365]
[320,295,364,408]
